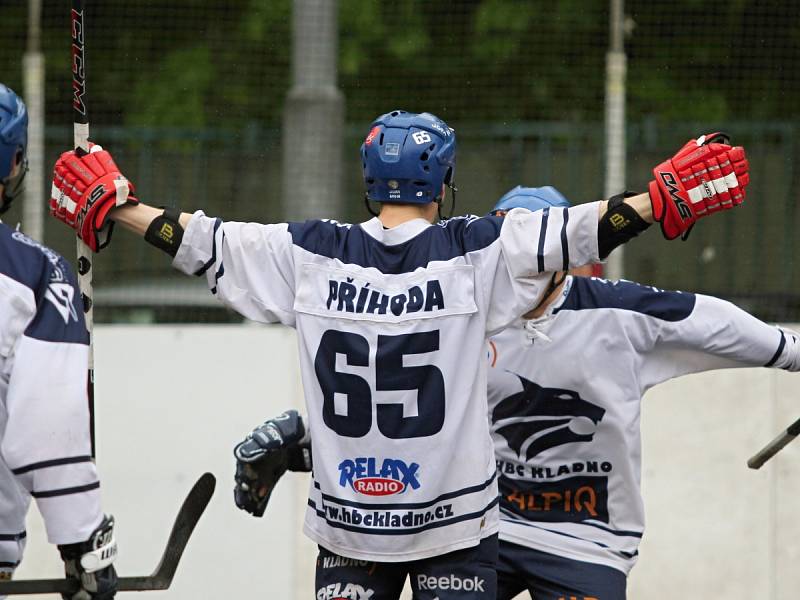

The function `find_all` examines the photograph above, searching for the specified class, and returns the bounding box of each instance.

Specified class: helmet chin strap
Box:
[0,155,28,215]
[364,194,380,217]
[438,181,457,221]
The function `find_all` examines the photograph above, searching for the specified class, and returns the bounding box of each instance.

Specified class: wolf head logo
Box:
[492,374,605,462]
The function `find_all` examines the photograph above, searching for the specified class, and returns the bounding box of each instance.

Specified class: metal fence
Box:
[2,1,799,322]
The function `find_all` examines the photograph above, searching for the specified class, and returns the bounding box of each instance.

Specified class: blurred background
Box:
[4,3,800,599]
[2,0,799,323]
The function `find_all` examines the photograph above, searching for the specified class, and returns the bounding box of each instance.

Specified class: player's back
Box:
[487,274,787,574]
[290,215,506,561]
[172,201,602,561]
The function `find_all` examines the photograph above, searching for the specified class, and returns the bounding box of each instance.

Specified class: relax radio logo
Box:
[338,457,421,496]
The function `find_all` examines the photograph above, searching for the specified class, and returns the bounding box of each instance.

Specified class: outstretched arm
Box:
[48,133,746,257]
[638,291,799,390]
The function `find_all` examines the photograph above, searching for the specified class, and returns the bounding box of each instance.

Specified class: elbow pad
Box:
[598,192,651,259]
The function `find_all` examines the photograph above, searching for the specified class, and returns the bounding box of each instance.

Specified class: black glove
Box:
[57,515,118,600]
[233,410,312,517]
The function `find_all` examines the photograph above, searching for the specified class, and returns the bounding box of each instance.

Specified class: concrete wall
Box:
[15,325,800,599]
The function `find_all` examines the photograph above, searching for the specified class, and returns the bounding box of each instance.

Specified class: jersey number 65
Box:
[314,330,445,439]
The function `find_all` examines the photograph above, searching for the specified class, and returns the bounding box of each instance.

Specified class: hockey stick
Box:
[71,0,97,458]
[747,416,800,470]
[0,472,216,595]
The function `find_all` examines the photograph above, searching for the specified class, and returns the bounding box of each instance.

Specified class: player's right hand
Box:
[233,410,311,517]
[57,515,118,600]
[50,144,138,252]
[649,133,749,240]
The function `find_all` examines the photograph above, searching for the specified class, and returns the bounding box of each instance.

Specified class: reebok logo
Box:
[492,375,605,461]
[416,574,485,592]
[316,582,374,600]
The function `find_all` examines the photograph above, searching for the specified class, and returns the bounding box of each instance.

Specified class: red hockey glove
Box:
[50,144,138,252]
[649,133,749,240]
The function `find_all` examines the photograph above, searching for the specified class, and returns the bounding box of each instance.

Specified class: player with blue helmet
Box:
[239,183,798,600]
[0,84,118,600]
[0,83,29,214]
[478,186,800,600]
[51,108,750,599]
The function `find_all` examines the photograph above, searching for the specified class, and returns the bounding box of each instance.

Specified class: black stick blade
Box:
[119,472,216,590]
[0,473,216,595]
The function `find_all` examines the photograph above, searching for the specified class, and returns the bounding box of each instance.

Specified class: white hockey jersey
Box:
[172,203,601,561]
[488,275,799,574]
[0,224,103,571]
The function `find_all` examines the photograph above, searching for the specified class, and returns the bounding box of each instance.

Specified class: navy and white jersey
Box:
[172,203,601,561]
[488,276,799,574]
[0,223,103,567]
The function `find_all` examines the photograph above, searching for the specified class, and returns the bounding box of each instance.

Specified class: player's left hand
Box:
[50,144,138,252]
[57,515,118,600]
[233,410,312,517]
[649,133,749,240]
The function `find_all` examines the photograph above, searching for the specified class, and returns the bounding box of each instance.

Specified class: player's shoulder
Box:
[0,224,86,344]
[556,276,696,322]
[286,215,503,273]
[0,223,68,291]
[434,214,503,253]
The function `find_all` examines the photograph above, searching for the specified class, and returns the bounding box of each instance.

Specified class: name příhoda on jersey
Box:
[327,278,444,316]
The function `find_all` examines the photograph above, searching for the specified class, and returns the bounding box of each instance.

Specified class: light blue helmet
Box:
[361,109,456,205]
[0,84,28,213]
[490,185,570,216]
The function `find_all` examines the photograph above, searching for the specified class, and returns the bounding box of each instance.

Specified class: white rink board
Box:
[14,324,800,600]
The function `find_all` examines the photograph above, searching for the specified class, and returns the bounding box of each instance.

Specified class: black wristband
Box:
[598,191,651,259]
[144,206,184,257]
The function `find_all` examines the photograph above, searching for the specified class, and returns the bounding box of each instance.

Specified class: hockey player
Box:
[484,187,799,600]
[0,84,117,600]
[236,185,791,600]
[49,109,749,599]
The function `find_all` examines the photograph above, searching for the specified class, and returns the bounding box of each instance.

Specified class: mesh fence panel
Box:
[1,1,799,322]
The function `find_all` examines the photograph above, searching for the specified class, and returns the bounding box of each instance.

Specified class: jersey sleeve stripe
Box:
[560,207,570,271]
[0,532,26,542]
[30,481,99,499]
[765,330,786,367]
[193,218,222,277]
[536,207,550,273]
[11,455,92,475]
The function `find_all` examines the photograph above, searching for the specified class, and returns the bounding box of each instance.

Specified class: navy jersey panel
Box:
[496,540,626,600]
[556,277,696,322]
[287,216,503,274]
[0,226,88,345]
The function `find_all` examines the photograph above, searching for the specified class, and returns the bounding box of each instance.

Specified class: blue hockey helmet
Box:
[489,185,571,216]
[0,84,29,213]
[361,110,456,205]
